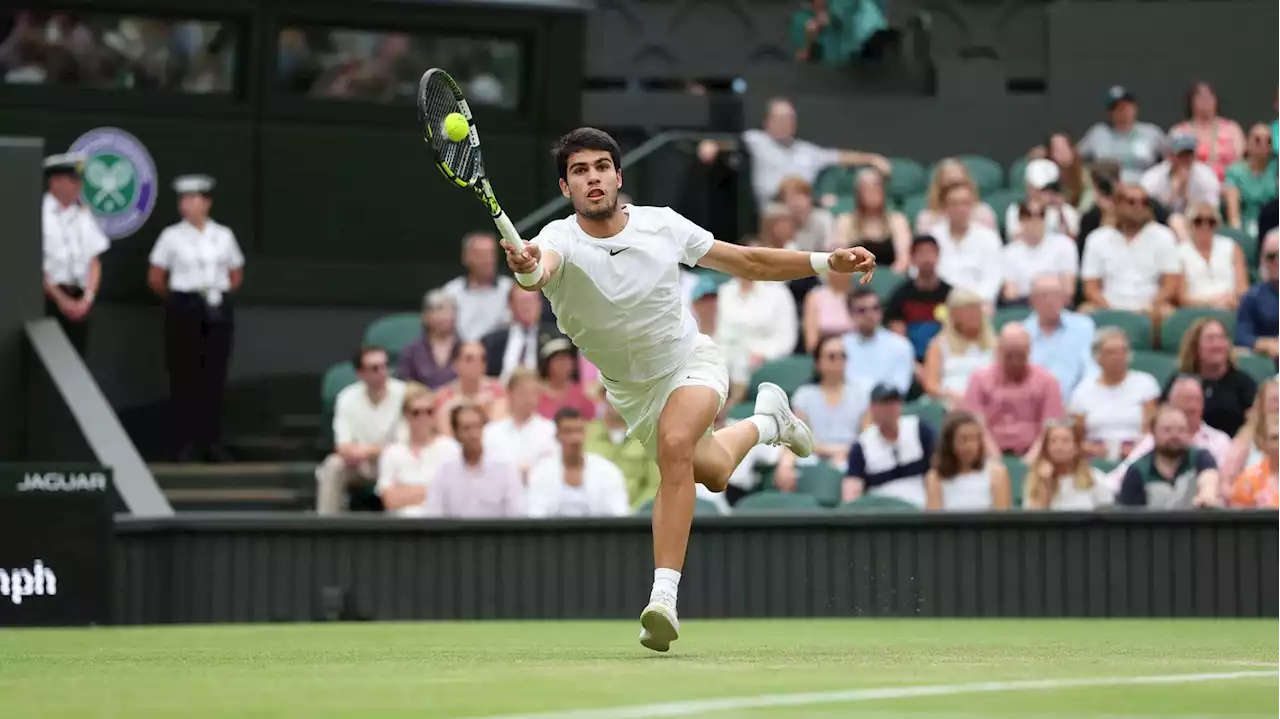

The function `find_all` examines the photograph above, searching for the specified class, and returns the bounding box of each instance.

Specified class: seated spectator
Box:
[1069,327,1161,461]
[1043,132,1097,213]
[914,159,998,233]
[1023,275,1095,401]
[586,401,660,508]
[1165,317,1257,435]
[1076,163,1178,254]
[924,410,1012,510]
[885,235,952,360]
[434,341,508,435]
[775,335,870,485]
[1104,375,1232,492]
[689,275,719,336]
[963,324,1065,456]
[759,203,800,249]
[1001,202,1079,306]
[922,288,995,407]
[778,176,834,252]
[716,252,798,397]
[1005,160,1080,241]
[441,232,513,342]
[1080,183,1179,316]
[1169,82,1244,182]
[482,369,557,483]
[527,408,630,517]
[842,287,915,395]
[802,269,854,352]
[1116,404,1222,509]
[1228,414,1279,508]
[1078,86,1166,184]
[1224,124,1278,235]
[1221,378,1279,487]
[930,182,1004,306]
[537,338,597,420]
[1140,132,1221,216]
[1023,421,1113,510]
[727,442,785,500]
[1176,202,1248,311]
[480,284,559,383]
[790,0,887,66]
[829,168,911,273]
[842,383,934,506]
[316,346,406,515]
[397,289,459,389]
[1235,230,1279,359]
[375,383,460,518]
[424,403,525,518]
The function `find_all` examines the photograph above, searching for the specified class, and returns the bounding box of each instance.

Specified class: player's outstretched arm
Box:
[697,240,876,283]
[501,240,561,292]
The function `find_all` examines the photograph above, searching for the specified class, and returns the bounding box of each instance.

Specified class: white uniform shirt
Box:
[375,436,461,517]
[526,452,630,518]
[740,130,840,207]
[149,219,245,298]
[929,221,1004,303]
[42,194,109,287]
[332,379,407,446]
[1080,223,1180,312]
[481,414,558,473]
[1001,233,1080,297]
[535,206,714,384]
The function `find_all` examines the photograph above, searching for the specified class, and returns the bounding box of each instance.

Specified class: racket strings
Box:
[420,75,480,182]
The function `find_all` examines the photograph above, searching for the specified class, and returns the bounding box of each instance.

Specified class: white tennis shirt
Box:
[535,206,714,384]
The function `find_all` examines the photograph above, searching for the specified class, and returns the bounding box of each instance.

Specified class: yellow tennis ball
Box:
[443,113,470,142]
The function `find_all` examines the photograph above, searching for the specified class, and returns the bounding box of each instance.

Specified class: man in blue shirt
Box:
[1235,230,1279,361]
[842,287,915,394]
[1022,275,1095,402]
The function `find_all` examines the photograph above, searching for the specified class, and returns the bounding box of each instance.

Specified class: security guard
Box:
[146,175,245,462]
[42,153,109,355]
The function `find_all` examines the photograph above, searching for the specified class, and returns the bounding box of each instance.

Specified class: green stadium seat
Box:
[1001,455,1028,508]
[886,157,927,200]
[1219,226,1259,270]
[942,155,1004,197]
[901,192,928,226]
[321,361,359,415]
[797,461,844,507]
[725,401,755,422]
[748,355,814,400]
[836,494,918,512]
[901,398,946,431]
[1007,157,1030,191]
[1092,310,1153,351]
[1130,350,1178,388]
[635,497,721,517]
[868,268,905,301]
[813,166,854,198]
[1089,457,1120,475]
[829,195,855,216]
[1160,308,1236,352]
[734,490,824,512]
[363,313,422,364]
[993,306,1030,331]
[985,188,1024,236]
[1235,351,1278,383]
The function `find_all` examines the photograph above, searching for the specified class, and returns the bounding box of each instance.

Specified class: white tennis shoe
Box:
[638,589,680,652]
[754,381,814,458]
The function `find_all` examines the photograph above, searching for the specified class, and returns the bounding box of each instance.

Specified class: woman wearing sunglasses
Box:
[1175,202,1249,311]
[1224,123,1278,236]
[375,383,460,517]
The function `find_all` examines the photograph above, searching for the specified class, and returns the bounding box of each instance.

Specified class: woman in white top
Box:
[1023,421,1113,510]
[714,240,798,391]
[1000,199,1079,305]
[914,159,999,233]
[922,288,996,408]
[1004,159,1081,241]
[147,175,245,462]
[1175,202,1248,310]
[925,410,1011,511]
[377,383,460,517]
[1068,327,1161,461]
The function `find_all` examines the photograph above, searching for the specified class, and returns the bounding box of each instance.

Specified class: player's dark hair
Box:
[353,345,387,370]
[553,407,583,426]
[553,128,622,180]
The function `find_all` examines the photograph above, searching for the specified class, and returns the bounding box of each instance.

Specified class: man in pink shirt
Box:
[963,324,1065,456]
[425,403,525,518]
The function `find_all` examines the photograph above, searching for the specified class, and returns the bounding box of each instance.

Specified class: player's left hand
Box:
[829,246,877,283]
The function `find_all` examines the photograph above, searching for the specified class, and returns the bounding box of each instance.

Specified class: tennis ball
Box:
[443,113,470,142]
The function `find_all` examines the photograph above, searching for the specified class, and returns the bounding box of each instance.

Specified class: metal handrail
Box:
[513,130,740,235]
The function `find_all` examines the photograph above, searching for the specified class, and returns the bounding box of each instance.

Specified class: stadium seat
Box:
[1089,457,1120,475]
[1092,310,1153,350]
[886,157,927,200]
[1219,226,1259,271]
[734,490,823,512]
[813,166,853,198]
[321,361,359,416]
[797,461,844,507]
[726,402,755,422]
[1130,350,1178,387]
[985,188,1024,236]
[993,306,1030,331]
[901,398,946,431]
[1007,157,1030,191]
[943,155,1004,197]
[868,268,905,300]
[635,497,721,516]
[748,355,814,399]
[1160,308,1235,352]
[836,494,918,512]
[363,313,422,364]
[1001,455,1027,508]
[829,195,855,216]
[900,192,928,225]
[1235,351,1278,383]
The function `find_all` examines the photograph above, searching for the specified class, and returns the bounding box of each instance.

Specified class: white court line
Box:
[471,670,1277,719]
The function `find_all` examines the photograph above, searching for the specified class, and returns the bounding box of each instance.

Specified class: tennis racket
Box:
[417,68,526,252]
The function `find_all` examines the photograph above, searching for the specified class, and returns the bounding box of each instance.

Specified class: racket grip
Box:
[493,211,525,253]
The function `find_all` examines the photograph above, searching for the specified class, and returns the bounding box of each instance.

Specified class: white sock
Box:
[652,568,681,602]
[748,414,779,444]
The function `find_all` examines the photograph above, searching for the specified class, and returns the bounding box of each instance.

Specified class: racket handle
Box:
[493,211,525,253]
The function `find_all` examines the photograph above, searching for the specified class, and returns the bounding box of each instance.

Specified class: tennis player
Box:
[502,128,876,652]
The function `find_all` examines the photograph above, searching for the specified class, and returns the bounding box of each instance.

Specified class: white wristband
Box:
[515,263,544,287]
[809,252,832,275]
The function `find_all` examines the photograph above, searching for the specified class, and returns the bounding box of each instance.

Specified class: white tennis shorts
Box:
[601,333,730,458]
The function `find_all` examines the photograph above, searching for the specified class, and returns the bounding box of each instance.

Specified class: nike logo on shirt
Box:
[609,247,629,256]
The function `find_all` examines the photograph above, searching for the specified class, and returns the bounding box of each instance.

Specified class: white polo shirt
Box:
[42,194,109,287]
[1080,223,1180,311]
[149,219,244,292]
[442,275,513,342]
[929,220,1005,303]
[332,378,407,446]
[741,129,840,206]
[481,414,558,473]
[374,436,461,517]
[1001,232,1080,296]
[526,452,630,517]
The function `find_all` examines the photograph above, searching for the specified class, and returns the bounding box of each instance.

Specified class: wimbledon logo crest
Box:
[68,127,157,240]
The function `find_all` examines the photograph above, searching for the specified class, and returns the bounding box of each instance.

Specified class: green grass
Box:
[0,620,1275,718]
